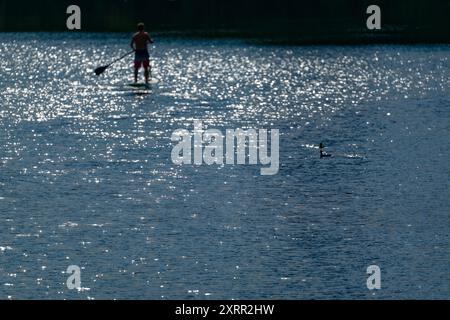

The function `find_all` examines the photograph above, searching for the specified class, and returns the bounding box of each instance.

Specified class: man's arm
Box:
[147,33,154,44]
[130,36,135,50]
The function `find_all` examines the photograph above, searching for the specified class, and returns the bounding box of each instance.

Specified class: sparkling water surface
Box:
[0,33,449,299]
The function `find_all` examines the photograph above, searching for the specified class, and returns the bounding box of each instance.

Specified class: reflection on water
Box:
[0,33,449,299]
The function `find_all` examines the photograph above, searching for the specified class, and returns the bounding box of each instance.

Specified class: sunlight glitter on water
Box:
[0,34,449,299]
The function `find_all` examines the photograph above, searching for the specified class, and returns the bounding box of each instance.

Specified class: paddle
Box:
[94,50,135,76]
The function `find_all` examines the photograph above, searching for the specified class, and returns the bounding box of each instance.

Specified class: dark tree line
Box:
[0,0,448,42]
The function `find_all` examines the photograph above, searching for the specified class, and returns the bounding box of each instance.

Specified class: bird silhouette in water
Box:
[319,143,332,158]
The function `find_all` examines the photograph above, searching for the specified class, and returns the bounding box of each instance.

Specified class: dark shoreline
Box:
[0,0,448,44]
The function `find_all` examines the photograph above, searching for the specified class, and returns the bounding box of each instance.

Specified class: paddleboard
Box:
[128,79,159,88]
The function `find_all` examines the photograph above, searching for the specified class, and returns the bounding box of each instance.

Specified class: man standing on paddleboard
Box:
[130,23,154,84]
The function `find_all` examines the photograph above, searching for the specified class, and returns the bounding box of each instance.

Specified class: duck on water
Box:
[320,143,332,158]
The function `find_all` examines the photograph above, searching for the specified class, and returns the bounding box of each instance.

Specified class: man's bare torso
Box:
[132,32,151,50]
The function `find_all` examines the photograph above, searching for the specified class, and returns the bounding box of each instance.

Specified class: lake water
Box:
[0,33,449,300]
